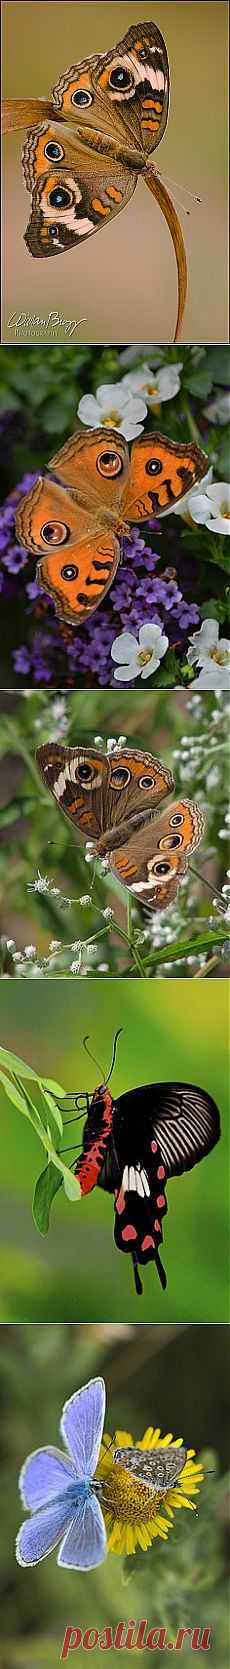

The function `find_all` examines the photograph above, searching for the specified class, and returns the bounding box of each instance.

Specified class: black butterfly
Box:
[55,1031,220,1297]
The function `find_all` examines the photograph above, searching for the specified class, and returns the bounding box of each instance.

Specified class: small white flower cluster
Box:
[77,362,183,441]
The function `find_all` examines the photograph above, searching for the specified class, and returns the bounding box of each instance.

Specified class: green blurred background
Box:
[1,1322,229,1667]
[0,688,229,977]
[0,979,228,1322]
[2,1,229,342]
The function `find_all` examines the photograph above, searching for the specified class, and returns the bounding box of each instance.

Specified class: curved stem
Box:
[143,166,187,341]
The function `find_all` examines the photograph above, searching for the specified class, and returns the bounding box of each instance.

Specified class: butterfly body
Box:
[63,1060,220,1298]
[36,742,205,913]
[16,426,207,625]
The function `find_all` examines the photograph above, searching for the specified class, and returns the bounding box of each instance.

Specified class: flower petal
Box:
[111,632,138,662]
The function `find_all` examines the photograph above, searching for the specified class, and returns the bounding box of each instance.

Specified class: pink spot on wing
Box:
[116,1187,125,1215]
[157,1194,165,1208]
[157,1165,165,1180]
[121,1224,137,1242]
[141,1235,155,1251]
[151,1141,158,1153]
[154,1219,161,1232]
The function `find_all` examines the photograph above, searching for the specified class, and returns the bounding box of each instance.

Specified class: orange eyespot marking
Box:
[106,186,122,202]
[91,198,110,216]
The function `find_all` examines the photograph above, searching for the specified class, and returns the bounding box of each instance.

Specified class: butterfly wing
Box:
[21,118,136,258]
[49,427,129,512]
[104,1080,220,1288]
[60,1378,106,1479]
[52,24,169,159]
[36,744,110,841]
[114,1446,187,1491]
[58,1491,107,1570]
[16,1497,76,1567]
[109,799,205,910]
[16,477,119,623]
[101,748,174,836]
[122,434,208,520]
[19,1446,76,1510]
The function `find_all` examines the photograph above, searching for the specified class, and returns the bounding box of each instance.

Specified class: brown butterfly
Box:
[36,743,205,912]
[3,19,187,339]
[16,427,207,627]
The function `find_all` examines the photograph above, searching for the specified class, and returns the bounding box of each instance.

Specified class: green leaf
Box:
[33,1161,63,1234]
[204,348,230,385]
[184,370,213,398]
[0,1068,32,1117]
[143,928,230,971]
[0,1043,44,1081]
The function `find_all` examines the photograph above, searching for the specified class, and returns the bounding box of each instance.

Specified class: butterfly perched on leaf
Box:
[15,426,207,627]
[36,741,205,913]
[51,1030,220,1298]
[16,1377,108,1570]
[3,19,187,339]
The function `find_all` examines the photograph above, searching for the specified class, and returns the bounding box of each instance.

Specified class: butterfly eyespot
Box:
[96,450,123,478]
[71,89,93,107]
[109,66,134,90]
[111,766,131,787]
[137,47,148,60]
[49,225,59,238]
[48,186,72,208]
[159,834,183,850]
[60,563,79,581]
[170,814,184,827]
[41,521,69,545]
[44,142,64,160]
[153,861,171,875]
[139,774,156,789]
[77,762,94,782]
[146,458,163,476]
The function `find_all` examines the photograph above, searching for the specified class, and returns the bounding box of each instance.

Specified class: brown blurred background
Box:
[2,1,229,344]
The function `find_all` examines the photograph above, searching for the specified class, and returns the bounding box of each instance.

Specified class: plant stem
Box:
[182,392,202,445]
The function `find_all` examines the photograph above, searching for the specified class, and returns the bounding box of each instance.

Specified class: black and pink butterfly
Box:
[53,1030,220,1296]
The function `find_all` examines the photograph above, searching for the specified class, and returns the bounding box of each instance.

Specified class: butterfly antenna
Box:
[83,1035,105,1081]
[189,863,227,911]
[158,168,202,205]
[105,1028,123,1086]
[132,1251,143,1297]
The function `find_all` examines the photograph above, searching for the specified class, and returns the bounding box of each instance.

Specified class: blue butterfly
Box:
[16,1377,107,1571]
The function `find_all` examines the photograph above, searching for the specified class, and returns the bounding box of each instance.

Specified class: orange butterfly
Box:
[3,20,187,339]
[16,426,208,627]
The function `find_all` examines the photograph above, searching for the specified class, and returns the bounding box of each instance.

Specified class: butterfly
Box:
[36,741,205,913]
[54,1030,221,1298]
[3,20,187,340]
[15,427,207,627]
[16,1377,108,1570]
[113,1445,187,1493]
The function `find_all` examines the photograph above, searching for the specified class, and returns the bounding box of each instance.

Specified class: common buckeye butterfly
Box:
[53,1030,220,1297]
[36,742,205,913]
[16,427,207,627]
[3,20,186,339]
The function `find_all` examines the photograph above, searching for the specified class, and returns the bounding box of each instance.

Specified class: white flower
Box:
[122,362,183,406]
[103,907,114,921]
[187,619,230,690]
[71,940,81,953]
[24,944,36,958]
[172,465,213,520]
[28,870,50,894]
[79,895,92,906]
[49,940,61,952]
[204,393,230,426]
[98,963,109,973]
[187,481,230,536]
[70,956,81,974]
[77,382,147,440]
[111,623,168,683]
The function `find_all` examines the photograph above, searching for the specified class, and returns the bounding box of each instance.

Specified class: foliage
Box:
[0,345,229,689]
[0,688,229,978]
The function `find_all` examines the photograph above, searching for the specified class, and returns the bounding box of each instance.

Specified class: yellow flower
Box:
[96,1425,204,1557]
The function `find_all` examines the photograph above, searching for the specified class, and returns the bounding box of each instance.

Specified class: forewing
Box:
[36,744,110,841]
[104,748,173,831]
[58,1491,107,1569]
[51,24,169,158]
[110,799,205,910]
[123,434,208,521]
[50,427,129,513]
[60,1378,106,1479]
[114,1445,187,1491]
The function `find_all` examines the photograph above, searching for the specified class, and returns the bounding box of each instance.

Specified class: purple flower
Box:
[13,646,31,674]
